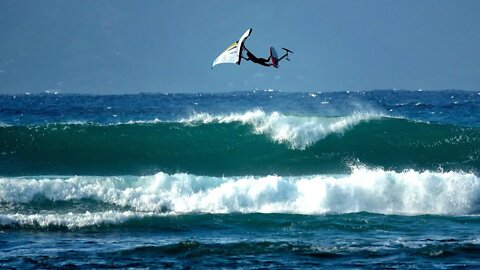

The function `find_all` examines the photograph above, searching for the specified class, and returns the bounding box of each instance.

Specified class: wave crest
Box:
[182,109,381,149]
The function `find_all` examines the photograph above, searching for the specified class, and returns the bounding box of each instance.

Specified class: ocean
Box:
[1,90,479,269]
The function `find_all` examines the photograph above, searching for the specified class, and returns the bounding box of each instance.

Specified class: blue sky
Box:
[0,0,479,93]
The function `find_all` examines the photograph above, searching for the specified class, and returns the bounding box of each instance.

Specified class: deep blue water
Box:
[1,90,480,269]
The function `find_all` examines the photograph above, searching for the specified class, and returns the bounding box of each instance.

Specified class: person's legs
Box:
[246,51,271,66]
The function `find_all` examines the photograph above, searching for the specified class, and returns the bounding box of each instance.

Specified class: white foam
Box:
[0,211,154,229]
[181,109,382,149]
[124,118,162,124]
[1,168,479,219]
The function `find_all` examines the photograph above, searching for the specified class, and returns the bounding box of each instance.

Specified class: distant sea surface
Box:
[1,90,479,269]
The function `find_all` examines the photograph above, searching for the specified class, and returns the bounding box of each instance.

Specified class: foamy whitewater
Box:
[1,90,480,268]
[1,168,479,220]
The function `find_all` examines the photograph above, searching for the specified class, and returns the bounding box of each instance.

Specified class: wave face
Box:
[1,168,479,229]
[1,111,479,176]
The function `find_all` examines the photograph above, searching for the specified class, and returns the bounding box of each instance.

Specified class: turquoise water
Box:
[1,90,480,268]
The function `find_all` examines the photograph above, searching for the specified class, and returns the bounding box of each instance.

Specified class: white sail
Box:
[212,29,252,68]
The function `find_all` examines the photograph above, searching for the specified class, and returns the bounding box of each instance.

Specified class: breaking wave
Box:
[1,110,479,176]
[1,167,479,228]
[181,109,381,149]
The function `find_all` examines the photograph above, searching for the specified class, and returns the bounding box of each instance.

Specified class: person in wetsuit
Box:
[241,46,271,67]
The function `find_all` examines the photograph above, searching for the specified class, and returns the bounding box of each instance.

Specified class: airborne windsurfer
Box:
[211,28,293,69]
[241,46,272,67]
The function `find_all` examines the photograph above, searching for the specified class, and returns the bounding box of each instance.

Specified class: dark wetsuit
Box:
[243,48,271,67]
